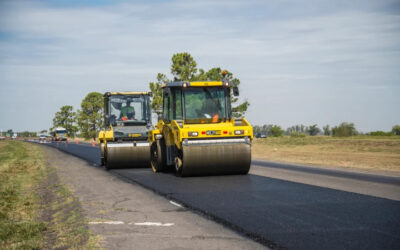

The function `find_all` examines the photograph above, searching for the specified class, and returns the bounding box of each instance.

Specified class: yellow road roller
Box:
[148,80,253,176]
[98,92,152,169]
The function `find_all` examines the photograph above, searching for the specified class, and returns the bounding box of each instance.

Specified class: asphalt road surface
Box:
[45,141,400,250]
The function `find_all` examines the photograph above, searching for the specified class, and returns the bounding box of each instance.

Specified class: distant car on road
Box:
[255,133,267,138]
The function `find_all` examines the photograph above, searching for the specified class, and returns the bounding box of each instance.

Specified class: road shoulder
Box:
[42,145,267,250]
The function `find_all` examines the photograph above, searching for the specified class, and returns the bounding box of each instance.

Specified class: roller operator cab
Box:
[149,80,253,177]
[98,92,152,170]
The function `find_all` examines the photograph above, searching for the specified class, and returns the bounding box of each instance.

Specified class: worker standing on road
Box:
[120,100,135,121]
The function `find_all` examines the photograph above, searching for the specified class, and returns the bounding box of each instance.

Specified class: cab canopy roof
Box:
[104,91,151,97]
[161,80,231,88]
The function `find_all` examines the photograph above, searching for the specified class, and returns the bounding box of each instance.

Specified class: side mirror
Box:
[233,86,239,96]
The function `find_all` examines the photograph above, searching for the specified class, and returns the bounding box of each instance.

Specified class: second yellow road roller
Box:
[148,78,253,176]
[98,92,152,169]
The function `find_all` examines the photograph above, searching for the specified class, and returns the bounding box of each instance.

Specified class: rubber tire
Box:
[151,140,166,172]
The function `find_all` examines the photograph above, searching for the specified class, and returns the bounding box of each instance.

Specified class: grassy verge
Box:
[252,136,400,175]
[0,141,100,249]
[0,141,47,249]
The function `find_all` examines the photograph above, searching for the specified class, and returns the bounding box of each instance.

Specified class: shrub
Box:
[290,132,306,138]
[369,131,392,136]
[332,122,357,137]
[270,125,284,137]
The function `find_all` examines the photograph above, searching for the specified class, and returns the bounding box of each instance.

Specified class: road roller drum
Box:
[179,138,251,176]
[105,141,150,168]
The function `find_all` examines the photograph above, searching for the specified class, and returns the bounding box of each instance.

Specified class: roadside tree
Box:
[52,105,78,137]
[171,52,198,81]
[77,92,103,139]
[149,73,169,116]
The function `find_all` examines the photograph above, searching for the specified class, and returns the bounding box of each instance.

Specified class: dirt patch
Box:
[253,136,400,176]
[37,168,58,249]
[37,165,94,249]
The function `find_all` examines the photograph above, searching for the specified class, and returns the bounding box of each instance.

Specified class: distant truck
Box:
[51,127,68,141]
[39,134,48,143]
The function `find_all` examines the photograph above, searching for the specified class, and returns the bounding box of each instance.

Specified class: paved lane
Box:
[46,142,400,250]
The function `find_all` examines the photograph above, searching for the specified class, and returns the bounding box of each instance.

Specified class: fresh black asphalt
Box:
[46,142,400,250]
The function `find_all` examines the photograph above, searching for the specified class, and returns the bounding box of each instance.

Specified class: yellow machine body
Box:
[149,81,253,176]
[98,91,152,169]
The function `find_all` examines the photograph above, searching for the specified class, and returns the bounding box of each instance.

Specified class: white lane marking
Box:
[89,221,124,225]
[169,200,183,208]
[131,222,174,226]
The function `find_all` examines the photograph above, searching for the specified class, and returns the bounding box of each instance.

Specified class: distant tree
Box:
[262,124,273,136]
[323,125,331,136]
[332,122,357,137]
[19,131,36,137]
[149,73,169,115]
[307,124,320,136]
[253,125,262,135]
[392,125,400,135]
[270,125,284,137]
[77,92,103,139]
[369,131,391,136]
[286,124,308,135]
[53,105,78,137]
[6,129,13,136]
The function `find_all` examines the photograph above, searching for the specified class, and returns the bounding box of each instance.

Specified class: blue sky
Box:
[0,0,399,132]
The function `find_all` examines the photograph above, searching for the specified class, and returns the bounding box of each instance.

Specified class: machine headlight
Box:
[155,134,163,139]
[234,130,244,135]
[188,132,198,137]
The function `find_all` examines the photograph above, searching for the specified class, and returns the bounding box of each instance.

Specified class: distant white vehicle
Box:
[51,127,68,141]
[12,133,17,140]
[39,134,48,143]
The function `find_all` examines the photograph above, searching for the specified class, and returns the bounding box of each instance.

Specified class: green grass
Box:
[0,141,101,249]
[0,141,47,249]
